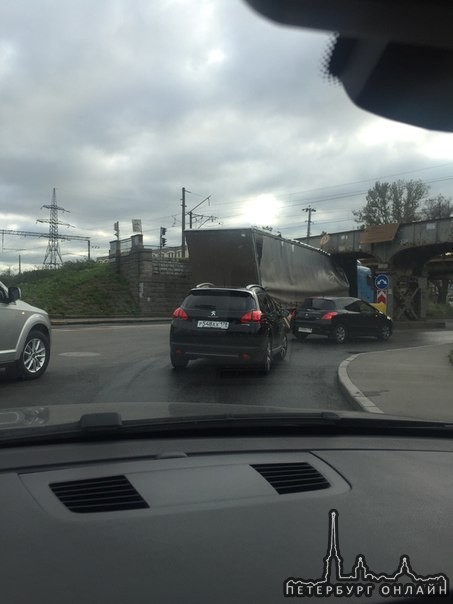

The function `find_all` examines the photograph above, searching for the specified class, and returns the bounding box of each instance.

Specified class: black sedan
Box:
[291,297,392,343]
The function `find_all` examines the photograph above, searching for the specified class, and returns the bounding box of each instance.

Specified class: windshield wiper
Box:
[0,411,453,447]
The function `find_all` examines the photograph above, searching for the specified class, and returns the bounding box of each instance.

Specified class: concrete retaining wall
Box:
[110,235,193,316]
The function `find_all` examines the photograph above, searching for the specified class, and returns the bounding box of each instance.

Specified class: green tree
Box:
[353,179,429,226]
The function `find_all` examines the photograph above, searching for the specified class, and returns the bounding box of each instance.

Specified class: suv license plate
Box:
[197,320,229,329]
[298,327,312,333]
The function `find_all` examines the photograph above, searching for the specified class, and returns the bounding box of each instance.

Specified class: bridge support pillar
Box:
[389,273,428,320]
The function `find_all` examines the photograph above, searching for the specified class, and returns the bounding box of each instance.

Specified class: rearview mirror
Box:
[326,38,453,131]
[243,0,453,132]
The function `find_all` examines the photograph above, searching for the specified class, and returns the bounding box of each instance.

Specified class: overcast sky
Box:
[1,0,453,272]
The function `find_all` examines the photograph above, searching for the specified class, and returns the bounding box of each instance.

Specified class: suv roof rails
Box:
[194,282,266,292]
[246,283,265,291]
[195,282,216,288]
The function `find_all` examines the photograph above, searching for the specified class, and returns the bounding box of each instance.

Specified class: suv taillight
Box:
[240,310,263,323]
[322,311,338,321]
[173,307,188,320]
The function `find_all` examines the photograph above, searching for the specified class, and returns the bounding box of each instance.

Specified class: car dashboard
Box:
[0,431,451,603]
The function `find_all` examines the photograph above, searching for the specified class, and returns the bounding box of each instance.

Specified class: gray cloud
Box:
[1,0,453,270]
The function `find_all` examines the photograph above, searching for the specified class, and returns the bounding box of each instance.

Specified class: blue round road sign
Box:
[375,274,389,289]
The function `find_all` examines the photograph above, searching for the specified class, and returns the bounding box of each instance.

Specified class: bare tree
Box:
[421,194,453,220]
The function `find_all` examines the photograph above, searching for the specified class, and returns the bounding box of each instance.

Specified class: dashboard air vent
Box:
[252,462,330,494]
[49,475,149,513]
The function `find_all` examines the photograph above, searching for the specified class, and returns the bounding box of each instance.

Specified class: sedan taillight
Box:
[240,310,263,323]
[322,311,338,321]
[173,307,188,320]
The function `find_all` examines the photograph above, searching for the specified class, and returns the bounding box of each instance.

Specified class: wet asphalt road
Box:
[1,323,452,410]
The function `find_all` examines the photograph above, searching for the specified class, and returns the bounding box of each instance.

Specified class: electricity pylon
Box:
[37,188,73,268]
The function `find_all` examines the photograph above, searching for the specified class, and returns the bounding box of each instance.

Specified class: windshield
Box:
[0,0,452,433]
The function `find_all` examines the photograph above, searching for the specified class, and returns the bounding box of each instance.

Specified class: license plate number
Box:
[298,327,312,333]
[197,320,229,329]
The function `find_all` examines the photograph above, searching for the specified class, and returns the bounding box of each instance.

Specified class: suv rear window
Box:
[184,290,256,312]
[300,298,335,311]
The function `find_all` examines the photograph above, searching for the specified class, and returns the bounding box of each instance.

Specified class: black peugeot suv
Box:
[169,283,289,373]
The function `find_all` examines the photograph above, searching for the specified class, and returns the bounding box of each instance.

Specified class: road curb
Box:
[338,354,384,414]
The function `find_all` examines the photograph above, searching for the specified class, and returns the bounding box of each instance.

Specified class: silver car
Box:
[0,281,51,380]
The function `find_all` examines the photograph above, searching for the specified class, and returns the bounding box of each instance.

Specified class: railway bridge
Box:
[298,217,453,320]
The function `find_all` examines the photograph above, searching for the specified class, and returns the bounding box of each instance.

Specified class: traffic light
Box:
[160,227,167,248]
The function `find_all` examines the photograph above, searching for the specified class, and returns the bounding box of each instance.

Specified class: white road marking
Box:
[59,352,101,357]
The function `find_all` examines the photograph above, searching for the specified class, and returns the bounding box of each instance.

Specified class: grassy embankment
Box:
[0,261,139,317]
[427,302,453,320]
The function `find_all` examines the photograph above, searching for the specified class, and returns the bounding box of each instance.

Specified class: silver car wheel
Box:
[23,337,47,373]
[331,323,347,344]
[378,324,391,341]
[13,330,51,380]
